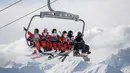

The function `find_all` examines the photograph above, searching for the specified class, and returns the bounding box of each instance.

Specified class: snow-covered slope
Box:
[46,60,122,73]
[0,65,44,73]
[84,64,122,73]
[101,48,130,73]
[121,66,130,73]
[46,60,90,73]
[0,37,130,73]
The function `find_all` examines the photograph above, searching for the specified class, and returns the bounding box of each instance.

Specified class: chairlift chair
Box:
[25,0,86,48]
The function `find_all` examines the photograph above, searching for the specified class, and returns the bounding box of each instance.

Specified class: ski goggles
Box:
[53,30,57,33]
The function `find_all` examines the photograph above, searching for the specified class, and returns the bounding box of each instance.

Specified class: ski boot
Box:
[73,50,80,56]
[59,50,64,54]
[38,49,43,54]
[32,50,37,54]
[48,54,54,59]
[87,51,91,54]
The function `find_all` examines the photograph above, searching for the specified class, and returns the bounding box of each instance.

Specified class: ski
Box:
[48,52,66,60]
[48,53,60,60]
[31,54,43,59]
[74,54,90,61]
[83,57,90,61]
[26,50,58,59]
[60,50,72,62]
[61,55,68,62]
[58,56,64,60]
[48,50,71,60]
[25,50,56,57]
[58,52,69,60]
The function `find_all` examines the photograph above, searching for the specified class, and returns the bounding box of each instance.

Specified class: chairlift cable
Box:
[0,0,59,30]
[0,0,22,13]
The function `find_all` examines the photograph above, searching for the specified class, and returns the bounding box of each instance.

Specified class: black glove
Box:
[23,27,27,31]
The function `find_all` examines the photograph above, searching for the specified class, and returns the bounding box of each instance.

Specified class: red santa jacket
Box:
[27,31,42,40]
[41,33,52,42]
[60,36,68,44]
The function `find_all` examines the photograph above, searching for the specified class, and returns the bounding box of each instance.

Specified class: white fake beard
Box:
[34,33,40,40]
[53,33,57,36]
[64,35,67,38]
[43,33,47,36]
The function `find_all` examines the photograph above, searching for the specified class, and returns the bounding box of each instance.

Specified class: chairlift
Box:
[25,0,86,47]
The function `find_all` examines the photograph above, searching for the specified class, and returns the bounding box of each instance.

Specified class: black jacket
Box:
[75,35,84,43]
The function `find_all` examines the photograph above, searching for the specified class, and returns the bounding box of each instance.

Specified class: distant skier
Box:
[73,32,91,56]
[41,28,52,51]
[50,29,61,51]
[24,27,43,54]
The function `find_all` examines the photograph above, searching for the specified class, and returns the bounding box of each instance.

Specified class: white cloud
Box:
[0,0,130,44]
[84,27,104,42]
[0,0,130,72]
[89,25,130,50]
[0,0,130,59]
[0,37,32,67]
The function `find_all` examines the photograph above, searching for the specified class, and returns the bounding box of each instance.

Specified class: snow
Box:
[84,64,122,73]
[0,38,130,73]
[0,65,44,73]
[121,66,130,73]
[102,48,130,70]
[47,60,88,73]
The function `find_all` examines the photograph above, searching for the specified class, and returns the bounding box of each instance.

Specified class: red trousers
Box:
[36,41,72,52]
[62,44,67,52]
[50,42,61,51]
[41,41,52,51]
[68,44,72,50]
[62,43,72,52]
[35,41,40,50]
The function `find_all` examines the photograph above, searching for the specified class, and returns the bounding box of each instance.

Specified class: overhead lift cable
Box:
[0,0,22,13]
[0,0,59,30]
